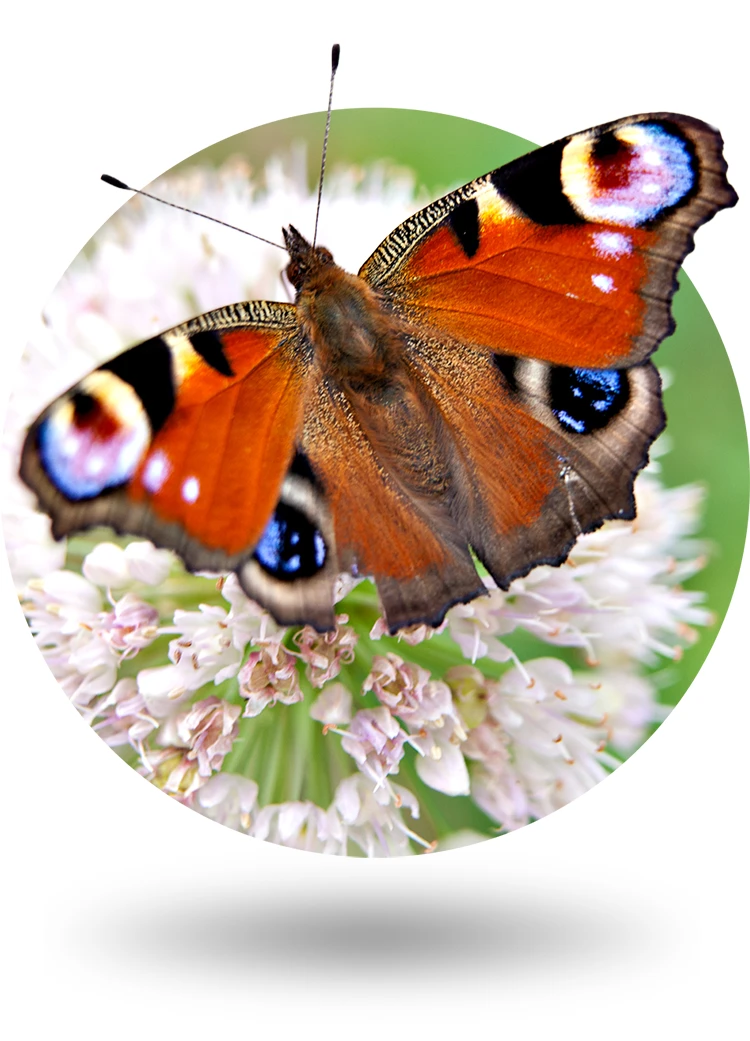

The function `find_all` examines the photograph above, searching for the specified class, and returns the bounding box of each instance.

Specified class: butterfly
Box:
[19,112,737,634]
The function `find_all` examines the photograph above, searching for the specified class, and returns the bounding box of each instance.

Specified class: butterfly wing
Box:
[404,336,664,587]
[358,113,736,590]
[298,373,486,631]
[19,301,344,628]
[361,113,736,367]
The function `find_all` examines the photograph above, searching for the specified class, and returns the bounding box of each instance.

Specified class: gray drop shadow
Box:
[70,878,668,980]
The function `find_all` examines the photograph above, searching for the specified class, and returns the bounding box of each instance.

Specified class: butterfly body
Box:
[20,113,737,633]
[286,227,404,382]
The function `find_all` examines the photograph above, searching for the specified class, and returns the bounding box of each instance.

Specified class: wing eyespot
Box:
[254,501,327,581]
[561,123,697,227]
[549,366,630,435]
[37,370,151,501]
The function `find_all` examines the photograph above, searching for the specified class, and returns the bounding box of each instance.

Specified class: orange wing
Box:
[20,301,307,574]
[360,114,736,368]
[299,375,486,631]
[355,113,735,600]
[404,337,664,588]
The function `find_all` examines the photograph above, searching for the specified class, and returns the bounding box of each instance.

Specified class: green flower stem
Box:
[259,705,289,805]
[277,677,360,808]
[284,685,315,803]
[222,714,259,776]
[304,724,333,809]
[238,731,264,782]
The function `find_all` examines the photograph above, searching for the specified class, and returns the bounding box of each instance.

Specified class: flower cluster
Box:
[3,153,713,855]
[12,461,709,854]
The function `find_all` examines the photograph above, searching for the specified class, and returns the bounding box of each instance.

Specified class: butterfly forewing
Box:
[361,113,737,369]
[20,302,310,573]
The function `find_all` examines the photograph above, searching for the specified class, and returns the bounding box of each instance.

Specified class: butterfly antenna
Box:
[100,175,286,250]
[312,43,340,247]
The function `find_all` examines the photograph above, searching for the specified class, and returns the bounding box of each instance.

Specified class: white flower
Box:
[83,540,174,588]
[136,666,194,716]
[294,615,358,687]
[364,653,433,720]
[309,682,353,725]
[364,652,471,795]
[141,746,205,797]
[443,665,492,729]
[587,669,660,754]
[1,497,65,591]
[89,677,158,753]
[463,658,627,831]
[82,542,136,588]
[251,800,347,855]
[447,586,519,665]
[370,616,446,645]
[219,573,287,655]
[238,646,303,717]
[176,695,241,777]
[101,593,159,654]
[334,775,428,857]
[409,718,471,797]
[24,570,119,703]
[340,708,408,787]
[137,603,242,711]
[188,772,259,832]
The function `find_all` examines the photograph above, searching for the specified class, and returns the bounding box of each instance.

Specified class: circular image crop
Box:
[3,110,746,855]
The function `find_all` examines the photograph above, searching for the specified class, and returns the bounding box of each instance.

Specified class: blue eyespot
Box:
[37,382,150,500]
[254,502,327,581]
[550,366,629,435]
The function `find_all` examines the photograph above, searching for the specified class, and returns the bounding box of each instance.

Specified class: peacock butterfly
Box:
[18,101,737,634]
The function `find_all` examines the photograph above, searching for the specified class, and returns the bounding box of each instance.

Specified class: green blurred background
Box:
[171,108,748,708]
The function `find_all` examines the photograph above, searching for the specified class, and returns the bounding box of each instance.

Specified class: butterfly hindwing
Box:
[404,336,664,588]
[299,374,486,630]
[361,113,737,369]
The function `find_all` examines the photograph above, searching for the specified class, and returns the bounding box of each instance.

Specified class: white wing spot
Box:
[182,476,200,504]
[591,273,615,294]
[592,231,632,258]
[143,451,170,494]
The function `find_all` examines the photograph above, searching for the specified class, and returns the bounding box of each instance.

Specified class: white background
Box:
[1,2,747,1037]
